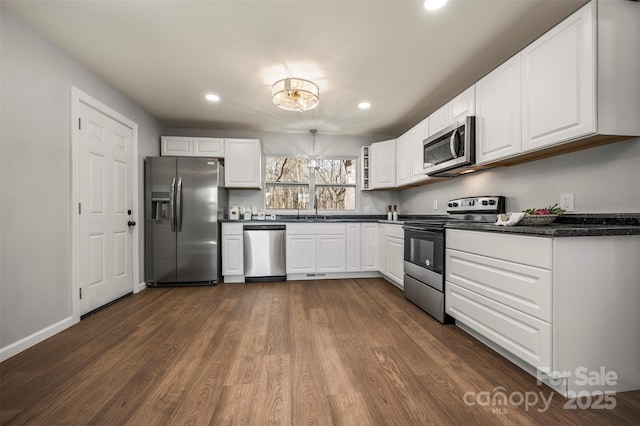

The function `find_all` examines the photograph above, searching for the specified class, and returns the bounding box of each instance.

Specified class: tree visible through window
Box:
[265,156,356,210]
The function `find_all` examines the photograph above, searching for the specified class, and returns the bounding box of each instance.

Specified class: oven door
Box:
[403,226,443,280]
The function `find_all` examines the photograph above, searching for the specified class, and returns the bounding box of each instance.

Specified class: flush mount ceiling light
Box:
[424,0,448,11]
[272,77,319,112]
[358,101,372,110]
[205,93,220,102]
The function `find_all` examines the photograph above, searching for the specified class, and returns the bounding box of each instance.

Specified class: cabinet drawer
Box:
[446,282,551,371]
[446,248,551,321]
[446,229,551,269]
[385,223,404,239]
[222,222,243,235]
[286,223,345,235]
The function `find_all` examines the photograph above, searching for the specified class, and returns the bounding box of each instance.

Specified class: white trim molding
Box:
[0,316,74,362]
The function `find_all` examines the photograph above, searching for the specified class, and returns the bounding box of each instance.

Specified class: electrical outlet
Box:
[433,200,438,210]
[560,193,574,212]
[364,205,370,214]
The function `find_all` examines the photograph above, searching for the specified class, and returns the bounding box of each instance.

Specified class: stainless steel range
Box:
[403,196,505,322]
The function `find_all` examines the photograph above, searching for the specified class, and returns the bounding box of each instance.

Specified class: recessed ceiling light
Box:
[205,94,220,102]
[358,102,372,110]
[424,0,448,11]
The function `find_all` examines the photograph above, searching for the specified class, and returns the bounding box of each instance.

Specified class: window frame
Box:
[264,154,358,212]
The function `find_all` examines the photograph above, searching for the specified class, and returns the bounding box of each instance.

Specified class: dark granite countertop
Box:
[446,214,640,237]
[222,213,640,237]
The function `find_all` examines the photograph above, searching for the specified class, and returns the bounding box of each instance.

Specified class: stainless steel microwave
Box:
[423,116,475,177]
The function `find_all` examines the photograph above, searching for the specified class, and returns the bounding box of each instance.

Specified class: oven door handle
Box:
[403,226,443,234]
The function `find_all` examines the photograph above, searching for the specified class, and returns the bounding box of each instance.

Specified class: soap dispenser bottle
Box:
[393,205,398,221]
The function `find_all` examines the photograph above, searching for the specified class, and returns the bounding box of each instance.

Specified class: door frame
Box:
[70,87,140,324]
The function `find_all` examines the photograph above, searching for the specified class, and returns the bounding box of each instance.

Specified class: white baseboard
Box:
[136,281,147,293]
[0,316,74,362]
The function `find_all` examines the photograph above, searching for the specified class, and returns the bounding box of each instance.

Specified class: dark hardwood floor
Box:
[1,278,639,425]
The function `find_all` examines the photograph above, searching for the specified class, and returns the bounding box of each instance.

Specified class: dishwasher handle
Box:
[243,224,286,231]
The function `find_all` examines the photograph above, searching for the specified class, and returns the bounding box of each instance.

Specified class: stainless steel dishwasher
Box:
[243,224,286,282]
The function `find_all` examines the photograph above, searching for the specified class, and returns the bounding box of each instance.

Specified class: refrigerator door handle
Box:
[169,177,176,232]
[176,177,183,232]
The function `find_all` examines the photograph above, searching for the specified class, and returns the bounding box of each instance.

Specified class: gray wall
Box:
[399,138,640,214]
[165,127,400,214]
[0,9,162,350]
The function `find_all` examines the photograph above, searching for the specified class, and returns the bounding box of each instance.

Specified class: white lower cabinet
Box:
[346,223,361,272]
[317,234,346,272]
[286,234,316,273]
[287,222,379,278]
[378,223,403,287]
[360,223,378,271]
[384,235,404,287]
[446,229,640,395]
[221,223,244,281]
[286,223,345,275]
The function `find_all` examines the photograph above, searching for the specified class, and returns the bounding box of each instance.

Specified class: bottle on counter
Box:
[393,205,398,221]
[387,205,392,221]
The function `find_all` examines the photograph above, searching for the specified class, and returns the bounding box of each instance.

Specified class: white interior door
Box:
[77,101,134,315]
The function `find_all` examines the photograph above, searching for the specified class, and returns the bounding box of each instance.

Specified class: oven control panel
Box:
[447,196,505,213]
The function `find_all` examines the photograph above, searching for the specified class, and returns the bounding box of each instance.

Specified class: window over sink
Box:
[265,156,356,211]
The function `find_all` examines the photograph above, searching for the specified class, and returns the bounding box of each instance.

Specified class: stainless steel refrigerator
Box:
[145,157,227,285]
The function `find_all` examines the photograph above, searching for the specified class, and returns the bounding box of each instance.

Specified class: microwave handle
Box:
[449,128,458,158]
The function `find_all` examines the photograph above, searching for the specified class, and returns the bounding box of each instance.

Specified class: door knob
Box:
[128,221,136,227]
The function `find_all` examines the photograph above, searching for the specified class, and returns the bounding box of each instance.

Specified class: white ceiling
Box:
[2,0,587,139]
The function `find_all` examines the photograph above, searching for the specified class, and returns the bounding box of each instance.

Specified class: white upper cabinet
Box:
[161,136,193,156]
[410,117,429,183]
[370,139,396,189]
[428,86,475,137]
[428,104,449,136]
[521,2,595,151]
[477,1,639,165]
[476,55,522,165]
[520,0,639,154]
[193,137,224,157]
[395,133,411,187]
[224,139,262,188]
[449,86,476,124]
[161,136,224,158]
[395,117,430,189]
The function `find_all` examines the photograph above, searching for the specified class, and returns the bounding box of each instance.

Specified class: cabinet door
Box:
[317,235,346,273]
[446,248,551,321]
[521,2,595,151]
[395,134,411,187]
[370,139,396,189]
[449,86,475,123]
[222,234,243,276]
[410,118,429,183]
[378,224,386,274]
[446,282,551,371]
[385,236,404,286]
[161,136,193,156]
[428,104,449,136]
[361,223,378,271]
[286,235,316,273]
[193,137,224,158]
[224,139,262,188]
[475,55,522,164]
[346,223,361,272]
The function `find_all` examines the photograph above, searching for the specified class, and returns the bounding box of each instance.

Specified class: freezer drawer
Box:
[243,225,286,281]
